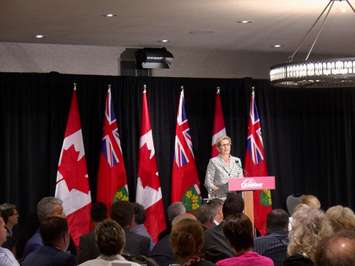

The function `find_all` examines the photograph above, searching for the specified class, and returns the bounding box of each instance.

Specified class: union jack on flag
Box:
[247,91,264,165]
[174,90,194,167]
[102,89,122,167]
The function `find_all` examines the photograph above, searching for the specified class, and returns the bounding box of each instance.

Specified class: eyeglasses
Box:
[219,143,231,147]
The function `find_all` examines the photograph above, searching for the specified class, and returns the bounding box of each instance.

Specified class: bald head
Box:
[315,230,355,266]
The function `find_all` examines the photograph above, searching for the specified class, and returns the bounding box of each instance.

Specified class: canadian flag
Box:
[211,87,226,157]
[136,88,166,243]
[55,86,91,247]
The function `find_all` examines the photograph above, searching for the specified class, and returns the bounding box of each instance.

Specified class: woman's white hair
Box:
[288,204,333,262]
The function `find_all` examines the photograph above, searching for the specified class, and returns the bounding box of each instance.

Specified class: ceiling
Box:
[1,0,355,56]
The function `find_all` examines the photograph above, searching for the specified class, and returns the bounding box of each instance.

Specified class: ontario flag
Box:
[171,89,202,211]
[55,86,92,247]
[136,88,166,243]
[211,87,226,157]
[96,87,129,211]
[244,89,272,235]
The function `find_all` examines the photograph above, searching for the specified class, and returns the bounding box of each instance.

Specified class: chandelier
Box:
[270,0,355,88]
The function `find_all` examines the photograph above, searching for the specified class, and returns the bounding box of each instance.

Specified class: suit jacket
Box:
[23,230,43,258]
[205,156,243,199]
[22,245,76,266]
[124,229,150,257]
[150,234,174,266]
[78,230,99,264]
[202,223,235,263]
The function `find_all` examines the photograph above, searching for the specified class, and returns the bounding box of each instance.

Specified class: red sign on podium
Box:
[228,176,275,192]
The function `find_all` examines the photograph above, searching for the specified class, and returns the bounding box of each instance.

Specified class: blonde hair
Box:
[326,205,355,232]
[288,205,333,262]
[216,136,232,147]
[300,195,321,209]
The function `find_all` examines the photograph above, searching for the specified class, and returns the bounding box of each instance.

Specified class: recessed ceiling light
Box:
[160,39,169,43]
[237,20,253,24]
[35,34,45,39]
[273,44,281,48]
[103,13,116,17]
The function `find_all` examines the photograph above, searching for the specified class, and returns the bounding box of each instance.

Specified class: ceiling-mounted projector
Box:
[135,47,174,69]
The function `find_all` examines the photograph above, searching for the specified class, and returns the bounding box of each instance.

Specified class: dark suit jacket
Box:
[150,234,174,266]
[78,230,99,264]
[22,245,76,266]
[124,229,150,257]
[202,223,235,263]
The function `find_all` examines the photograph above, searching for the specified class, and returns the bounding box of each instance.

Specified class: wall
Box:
[0,42,291,78]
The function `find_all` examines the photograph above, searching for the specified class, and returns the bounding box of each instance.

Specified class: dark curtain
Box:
[0,73,354,254]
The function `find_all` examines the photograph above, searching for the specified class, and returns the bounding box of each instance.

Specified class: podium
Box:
[228,176,275,230]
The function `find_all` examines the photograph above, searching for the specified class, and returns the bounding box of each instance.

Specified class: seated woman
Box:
[216,213,273,266]
[79,219,140,266]
[284,204,333,266]
[170,218,215,266]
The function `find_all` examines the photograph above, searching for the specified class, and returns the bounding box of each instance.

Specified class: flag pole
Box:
[243,85,256,236]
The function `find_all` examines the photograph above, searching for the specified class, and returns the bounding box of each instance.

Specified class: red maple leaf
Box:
[138,144,161,190]
[58,145,90,194]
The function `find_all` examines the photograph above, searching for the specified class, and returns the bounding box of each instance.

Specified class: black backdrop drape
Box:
[0,72,354,254]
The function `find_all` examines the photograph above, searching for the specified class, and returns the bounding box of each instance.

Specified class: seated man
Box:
[254,209,289,266]
[22,216,75,266]
[23,197,65,258]
[203,192,244,263]
[0,215,19,266]
[79,219,140,266]
[151,202,186,266]
[130,203,153,249]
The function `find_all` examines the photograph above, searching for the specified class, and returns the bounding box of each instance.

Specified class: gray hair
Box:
[168,202,186,223]
[37,197,63,221]
[288,205,333,262]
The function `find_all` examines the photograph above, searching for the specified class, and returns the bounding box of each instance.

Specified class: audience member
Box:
[151,202,186,266]
[325,205,355,232]
[79,219,141,266]
[299,195,321,210]
[314,230,355,266]
[284,205,333,266]
[131,202,154,249]
[78,202,108,264]
[0,203,19,254]
[203,192,244,263]
[216,213,273,266]
[170,218,215,266]
[194,205,216,230]
[0,215,19,266]
[206,199,224,225]
[111,201,150,257]
[254,209,289,266]
[23,196,64,258]
[22,216,75,266]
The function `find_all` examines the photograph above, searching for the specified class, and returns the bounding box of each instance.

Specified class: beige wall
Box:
[0,42,291,79]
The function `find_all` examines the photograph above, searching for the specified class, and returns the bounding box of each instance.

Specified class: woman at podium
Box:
[205,136,243,199]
